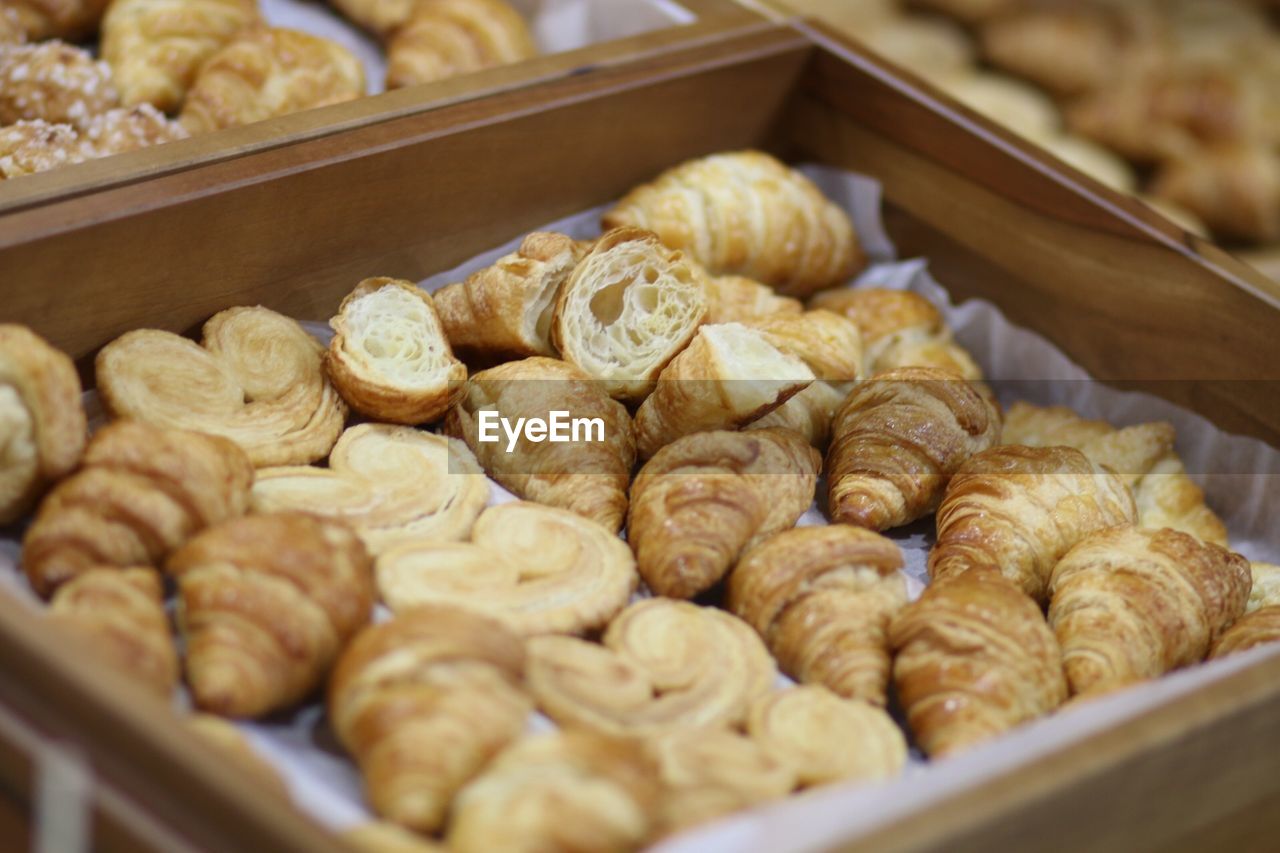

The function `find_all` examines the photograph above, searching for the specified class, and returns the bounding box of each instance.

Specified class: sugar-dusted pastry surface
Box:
[0,41,117,127]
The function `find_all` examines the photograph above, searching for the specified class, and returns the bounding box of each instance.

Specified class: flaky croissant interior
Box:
[339,284,457,390]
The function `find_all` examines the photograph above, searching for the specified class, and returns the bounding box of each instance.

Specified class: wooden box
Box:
[1,15,1280,853]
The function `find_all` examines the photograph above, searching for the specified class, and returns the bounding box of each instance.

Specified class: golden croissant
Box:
[979,5,1128,98]
[827,367,1001,531]
[5,0,109,41]
[250,423,489,556]
[728,525,906,706]
[448,731,662,853]
[0,324,86,523]
[551,226,707,402]
[166,512,373,718]
[101,0,261,112]
[328,606,529,833]
[186,714,289,797]
[627,428,820,599]
[375,500,636,635]
[929,445,1137,603]
[326,278,466,424]
[0,120,94,179]
[0,41,118,128]
[386,0,537,89]
[48,567,177,698]
[603,150,863,297]
[1150,143,1280,244]
[747,381,847,448]
[23,420,253,597]
[96,305,347,467]
[704,275,803,325]
[525,598,776,734]
[443,356,635,531]
[1048,525,1250,697]
[890,569,1067,757]
[748,308,864,388]
[327,0,417,37]
[433,232,586,363]
[1211,607,1280,659]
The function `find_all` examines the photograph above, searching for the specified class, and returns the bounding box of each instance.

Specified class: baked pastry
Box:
[80,104,188,155]
[1211,604,1280,659]
[376,501,636,635]
[96,305,347,467]
[386,0,537,89]
[703,275,803,325]
[890,569,1067,757]
[100,0,261,112]
[633,322,814,459]
[859,15,975,83]
[326,278,466,424]
[747,308,864,386]
[433,232,586,362]
[933,71,1061,143]
[166,512,373,718]
[250,423,489,556]
[746,686,906,786]
[728,526,906,707]
[808,288,982,380]
[443,356,635,532]
[0,324,86,523]
[0,42,118,128]
[448,731,662,853]
[1048,525,1250,697]
[0,6,26,43]
[979,5,1129,97]
[327,0,416,37]
[1247,562,1280,613]
[1035,133,1138,194]
[627,428,820,600]
[905,0,1021,23]
[526,598,776,734]
[328,606,529,833]
[0,119,93,178]
[929,445,1137,603]
[603,151,862,297]
[186,714,289,796]
[342,823,447,853]
[23,420,253,597]
[5,0,109,41]
[827,367,1001,531]
[551,227,707,402]
[179,26,365,135]
[747,380,847,448]
[1150,144,1280,244]
[48,567,177,698]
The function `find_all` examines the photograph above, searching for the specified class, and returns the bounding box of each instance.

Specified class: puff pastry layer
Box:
[704,275,803,325]
[386,0,536,89]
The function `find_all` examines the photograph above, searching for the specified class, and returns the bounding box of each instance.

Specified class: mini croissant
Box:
[1150,143,1280,244]
[747,308,864,385]
[328,606,530,833]
[929,445,1137,603]
[890,569,1067,757]
[327,0,417,37]
[747,381,847,448]
[728,526,906,707]
[627,428,820,600]
[703,275,803,325]
[166,512,373,718]
[979,5,1127,97]
[826,367,1001,531]
[1048,525,1250,697]
[386,0,537,89]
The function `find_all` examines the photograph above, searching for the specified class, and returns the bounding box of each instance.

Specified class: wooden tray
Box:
[1,15,1280,853]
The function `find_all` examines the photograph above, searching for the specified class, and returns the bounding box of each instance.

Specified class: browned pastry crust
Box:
[627,428,820,600]
[728,525,905,706]
[79,104,188,155]
[48,567,177,698]
[928,445,1137,603]
[5,0,110,41]
[0,119,92,178]
[747,381,847,448]
[186,714,290,796]
[1150,143,1280,244]
[1211,606,1280,659]
[166,512,373,718]
[385,0,536,89]
[1048,525,1250,697]
[0,41,118,128]
[747,308,864,384]
[327,0,417,38]
[328,606,529,833]
[443,356,635,532]
[979,5,1132,98]
[22,420,252,597]
[0,323,86,523]
[703,275,803,325]
[890,569,1067,757]
[826,367,1002,531]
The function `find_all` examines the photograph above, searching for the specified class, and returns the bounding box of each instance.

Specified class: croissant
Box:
[100,0,261,112]
[890,569,1067,757]
[746,686,906,786]
[603,151,863,297]
[826,367,1001,531]
[933,71,1061,143]
[433,232,586,362]
[1150,143,1280,244]
[326,278,466,424]
[48,567,177,698]
[929,445,1137,603]
[551,227,707,402]
[23,420,253,597]
[525,598,776,734]
[166,512,373,718]
[186,714,289,797]
[627,428,820,600]
[80,104,188,156]
[386,0,536,89]
[747,309,864,385]
[375,501,636,635]
[327,0,417,37]
[328,606,529,833]
[0,119,93,178]
[727,526,905,706]
[808,288,981,380]
[1247,562,1280,613]
[179,26,366,135]
[0,42,118,128]
[250,423,489,555]
[448,731,662,853]
[96,305,347,467]
[343,822,448,853]
[633,323,814,459]
[443,356,635,531]
[703,275,803,324]
[0,324,86,523]
[858,15,975,84]
[1036,133,1138,194]
[904,0,1021,24]
[1047,525,1250,697]
[747,381,847,448]
[979,5,1128,97]
[1211,606,1280,659]
[5,0,109,41]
